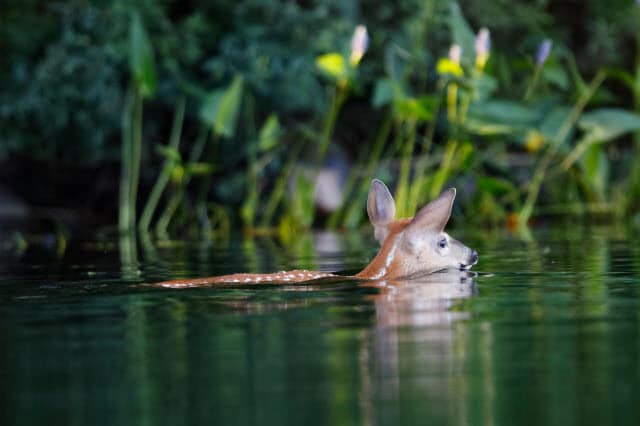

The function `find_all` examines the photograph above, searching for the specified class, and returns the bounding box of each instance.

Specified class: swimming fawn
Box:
[155,179,478,288]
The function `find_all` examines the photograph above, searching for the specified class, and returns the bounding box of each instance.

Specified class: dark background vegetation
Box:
[2,0,640,239]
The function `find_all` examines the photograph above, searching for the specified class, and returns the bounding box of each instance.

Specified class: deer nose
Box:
[470,250,479,265]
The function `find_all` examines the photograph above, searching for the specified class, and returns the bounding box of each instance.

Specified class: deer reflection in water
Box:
[359,269,478,424]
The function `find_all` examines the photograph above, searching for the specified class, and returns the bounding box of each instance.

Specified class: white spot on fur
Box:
[371,237,398,279]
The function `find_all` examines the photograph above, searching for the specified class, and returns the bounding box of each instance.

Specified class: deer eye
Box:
[438,238,447,249]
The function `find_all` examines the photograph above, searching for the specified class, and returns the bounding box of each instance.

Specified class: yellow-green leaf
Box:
[258,114,281,151]
[394,96,435,122]
[199,75,244,138]
[436,58,463,77]
[213,75,243,138]
[316,53,347,81]
[129,12,157,97]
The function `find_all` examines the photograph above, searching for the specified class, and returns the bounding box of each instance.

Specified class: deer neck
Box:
[356,220,409,280]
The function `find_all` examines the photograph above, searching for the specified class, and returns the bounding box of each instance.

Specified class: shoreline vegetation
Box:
[3,1,640,250]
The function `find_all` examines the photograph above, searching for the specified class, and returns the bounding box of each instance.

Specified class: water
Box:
[1,226,639,425]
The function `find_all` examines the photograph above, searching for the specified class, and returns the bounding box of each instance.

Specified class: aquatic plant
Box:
[5,0,640,240]
[123,1,640,239]
[119,11,156,234]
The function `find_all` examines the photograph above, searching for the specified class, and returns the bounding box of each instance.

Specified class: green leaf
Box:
[457,141,475,169]
[315,53,347,81]
[200,90,223,126]
[372,78,394,108]
[448,2,475,64]
[214,76,244,137]
[605,67,636,92]
[258,114,281,151]
[466,100,540,135]
[578,108,640,143]
[394,96,436,122]
[183,162,214,176]
[471,74,498,102]
[477,176,517,196]
[199,75,244,137]
[542,64,569,90]
[129,12,157,97]
[384,44,408,82]
[538,105,572,145]
[241,190,257,227]
[581,144,608,199]
[291,174,314,228]
[473,100,540,124]
[464,120,518,136]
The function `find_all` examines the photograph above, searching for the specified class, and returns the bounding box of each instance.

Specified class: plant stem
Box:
[119,85,135,233]
[128,89,144,232]
[197,131,219,237]
[139,96,186,235]
[429,138,458,200]
[242,94,258,230]
[155,125,209,238]
[519,70,606,226]
[524,66,542,101]
[315,86,348,169]
[410,81,445,209]
[260,141,306,228]
[446,83,458,123]
[119,232,138,280]
[155,186,183,240]
[395,119,417,218]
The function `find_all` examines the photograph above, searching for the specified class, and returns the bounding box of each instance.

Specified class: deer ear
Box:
[367,179,396,244]
[406,187,456,233]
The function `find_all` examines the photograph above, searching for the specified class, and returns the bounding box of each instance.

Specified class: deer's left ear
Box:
[406,188,456,233]
[367,179,396,244]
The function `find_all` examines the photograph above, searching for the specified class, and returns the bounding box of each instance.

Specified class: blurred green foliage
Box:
[2,0,640,236]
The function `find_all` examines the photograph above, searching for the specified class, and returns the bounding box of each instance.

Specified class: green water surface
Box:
[1,226,639,425]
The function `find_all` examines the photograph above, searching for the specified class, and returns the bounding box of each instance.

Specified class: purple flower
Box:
[536,39,552,66]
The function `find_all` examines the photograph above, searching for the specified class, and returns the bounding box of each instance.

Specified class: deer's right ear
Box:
[367,179,396,244]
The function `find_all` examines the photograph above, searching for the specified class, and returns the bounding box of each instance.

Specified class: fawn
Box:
[155,179,478,288]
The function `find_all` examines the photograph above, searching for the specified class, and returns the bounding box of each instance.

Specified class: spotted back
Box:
[155,270,337,288]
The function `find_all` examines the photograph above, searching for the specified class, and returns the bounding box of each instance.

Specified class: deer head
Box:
[357,179,478,280]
